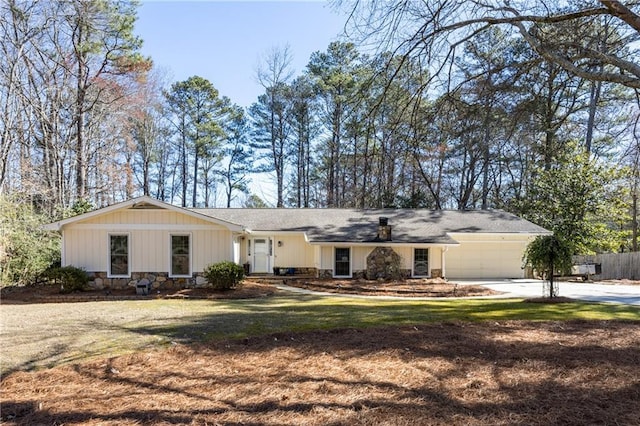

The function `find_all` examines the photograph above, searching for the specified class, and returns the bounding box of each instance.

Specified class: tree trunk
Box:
[181,131,187,207]
[585,79,602,154]
[75,58,87,200]
[192,149,199,207]
[142,156,150,196]
[632,178,638,252]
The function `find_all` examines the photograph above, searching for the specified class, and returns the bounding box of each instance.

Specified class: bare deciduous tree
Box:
[340,0,640,88]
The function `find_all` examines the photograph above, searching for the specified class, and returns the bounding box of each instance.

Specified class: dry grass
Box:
[2,320,639,425]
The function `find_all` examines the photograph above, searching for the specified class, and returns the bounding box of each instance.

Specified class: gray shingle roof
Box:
[193,208,549,244]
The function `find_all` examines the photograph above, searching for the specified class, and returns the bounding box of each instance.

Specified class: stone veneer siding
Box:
[366,247,405,280]
[87,272,210,290]
[318,269,333,279]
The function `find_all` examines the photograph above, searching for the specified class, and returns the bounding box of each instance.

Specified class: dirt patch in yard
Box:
[283,278,498,297]
[2,320,638,425]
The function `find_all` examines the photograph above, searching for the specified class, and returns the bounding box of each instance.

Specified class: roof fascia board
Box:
[244,230,308,235]
[308,242,461,247]
[241,231,311,243]
[447,231,551,237]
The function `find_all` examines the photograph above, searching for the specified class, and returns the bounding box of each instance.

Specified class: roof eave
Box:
[308,241,460,246]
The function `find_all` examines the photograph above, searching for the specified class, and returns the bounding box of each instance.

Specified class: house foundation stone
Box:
[318,269,333,279]
[86,271,212,290]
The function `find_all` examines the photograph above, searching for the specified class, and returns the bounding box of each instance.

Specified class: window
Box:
[171,234,191,277]
[109,234,129,277]
[334,247,351,277]
[414,248,429,277]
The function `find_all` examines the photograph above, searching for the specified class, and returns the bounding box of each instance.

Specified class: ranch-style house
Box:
[44,196,549,289]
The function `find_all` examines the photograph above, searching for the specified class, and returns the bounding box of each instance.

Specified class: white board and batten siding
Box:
[272,234,315,267]
[319,246,374,271]
[445,233,535,279]
[62,209,233,273]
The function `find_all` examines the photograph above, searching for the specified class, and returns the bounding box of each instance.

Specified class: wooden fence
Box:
[572,252,640,280]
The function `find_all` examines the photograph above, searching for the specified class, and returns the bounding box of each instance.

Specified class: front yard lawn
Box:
[1,295,638,376]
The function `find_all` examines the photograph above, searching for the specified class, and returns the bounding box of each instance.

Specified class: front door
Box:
[253,238,270,273]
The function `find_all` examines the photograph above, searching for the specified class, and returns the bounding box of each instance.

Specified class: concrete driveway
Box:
[457,279,640,306]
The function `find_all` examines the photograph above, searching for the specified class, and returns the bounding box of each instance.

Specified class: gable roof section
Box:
[44,196,548,243]
[43,196,244,231]
[195,208,549,244]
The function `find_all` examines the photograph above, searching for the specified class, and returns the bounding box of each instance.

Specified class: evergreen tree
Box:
[287,75,317,208]
[248,84,291,208]
[164,76,226,207]
[521,142,628,254]
[307,41,362,207]
[221,105,253,207]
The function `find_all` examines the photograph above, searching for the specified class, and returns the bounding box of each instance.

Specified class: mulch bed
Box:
[0,281,277,304]
[283,278,499,297]
[2,320,638,425]
[0,278,498,303]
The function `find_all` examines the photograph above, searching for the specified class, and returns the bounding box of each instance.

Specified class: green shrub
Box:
[47,266,89,294]
[203,261,244,290]
[0,195,60,286]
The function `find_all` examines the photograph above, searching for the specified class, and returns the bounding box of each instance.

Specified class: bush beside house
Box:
[204,261,245,290]
[46,266,89,294]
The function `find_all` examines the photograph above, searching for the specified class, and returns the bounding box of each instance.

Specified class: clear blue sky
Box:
[135,1,349,108]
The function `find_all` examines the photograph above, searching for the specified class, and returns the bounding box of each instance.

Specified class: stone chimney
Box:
[377,217,392,241]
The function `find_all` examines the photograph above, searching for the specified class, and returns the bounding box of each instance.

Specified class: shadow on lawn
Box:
[2,296,638,379]
[119,295,640,345]
[3,320,639,425]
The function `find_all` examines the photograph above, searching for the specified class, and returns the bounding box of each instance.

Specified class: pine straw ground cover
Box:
[282,278,497,297]
[2,320,639,425]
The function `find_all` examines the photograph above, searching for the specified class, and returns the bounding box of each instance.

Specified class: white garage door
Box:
[445,240,527,279]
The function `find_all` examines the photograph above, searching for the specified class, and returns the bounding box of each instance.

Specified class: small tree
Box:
[523,235,573,298]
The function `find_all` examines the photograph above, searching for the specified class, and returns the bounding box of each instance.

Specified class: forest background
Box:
[1,0,639,284]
